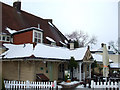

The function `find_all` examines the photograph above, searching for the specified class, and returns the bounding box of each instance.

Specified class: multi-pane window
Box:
[0,35,11,42]
[6,37,10,41]
[33,30,43,43]
[2,36,6,41]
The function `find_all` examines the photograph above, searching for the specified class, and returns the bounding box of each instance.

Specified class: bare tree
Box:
[108,40,120,54]
[66,30,97,48]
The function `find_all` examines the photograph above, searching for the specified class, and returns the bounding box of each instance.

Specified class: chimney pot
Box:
[88,45,90,50]
[13,0,21,12]
[101,43,104,48]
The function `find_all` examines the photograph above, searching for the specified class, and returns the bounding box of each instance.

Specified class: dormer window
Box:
[33,30,43,43]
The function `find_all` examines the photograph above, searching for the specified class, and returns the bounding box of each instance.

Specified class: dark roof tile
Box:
[2,2,68,46]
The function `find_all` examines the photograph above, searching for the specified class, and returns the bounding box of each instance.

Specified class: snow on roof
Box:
[92,54,113,62]
[94,47,114,52]
[33,44,86,60]
[2,44,33,58]
[48,22,54,27]
[1,43,87,60]
[6,27,17,34]
[110,63,120,68]
[14,0,21,2]
[59,41,67,46]
[0,32,8,35]
[46,37,56,43]
[65,40,68,44]
[13,27,43,34]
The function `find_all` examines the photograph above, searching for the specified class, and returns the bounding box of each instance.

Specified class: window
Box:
[46,70,48,73]
[33,30,43,43]
[0,35,11,42]
[40,67,43,70]
[2,36,5,41]
[6,36,10,41]
[0,35,1,41]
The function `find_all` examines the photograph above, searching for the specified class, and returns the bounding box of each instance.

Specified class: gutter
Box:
[0,57,69,62]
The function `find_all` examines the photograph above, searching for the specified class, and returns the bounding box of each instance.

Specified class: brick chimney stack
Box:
[13,0,21,12]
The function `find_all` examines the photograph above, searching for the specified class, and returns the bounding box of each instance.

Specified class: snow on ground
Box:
[57,85,62,88]
[59,81,80,86]
[76,84,84,88]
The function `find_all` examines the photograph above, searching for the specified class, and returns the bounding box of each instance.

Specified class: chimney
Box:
[13,0,21,12]
[108,46,110,50]
[45,19,53,23]
[70,40,74,50]
[101,43,104,48]
[87,45,90,50]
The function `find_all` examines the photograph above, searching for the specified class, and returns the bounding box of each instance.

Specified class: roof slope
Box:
[92,54,112,63]
[1,2,67,45]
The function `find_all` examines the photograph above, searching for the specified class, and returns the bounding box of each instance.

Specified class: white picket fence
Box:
[91,80,120,89]
[4,80,57,89]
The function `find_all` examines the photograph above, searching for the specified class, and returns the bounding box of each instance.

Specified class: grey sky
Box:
[1,0,119,49]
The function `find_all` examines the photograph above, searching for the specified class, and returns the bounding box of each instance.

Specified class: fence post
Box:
[119,82,120,90]
[26,80,30,88]
[91,80,94,88]
[114,82,118,88]
[107,81,110,89]
[4,80,10,88]
[111,82,114,89]
[97,82,99,88]
[54,80,57,88]
[103,82,106,88]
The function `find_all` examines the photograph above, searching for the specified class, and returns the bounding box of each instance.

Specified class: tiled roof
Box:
[1,2,68,46]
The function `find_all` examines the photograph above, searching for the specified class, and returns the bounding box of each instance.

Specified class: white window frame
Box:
[33,30,43,43]
[0,35,11,42]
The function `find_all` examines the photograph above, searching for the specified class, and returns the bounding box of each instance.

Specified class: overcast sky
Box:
[1,0,119,49]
